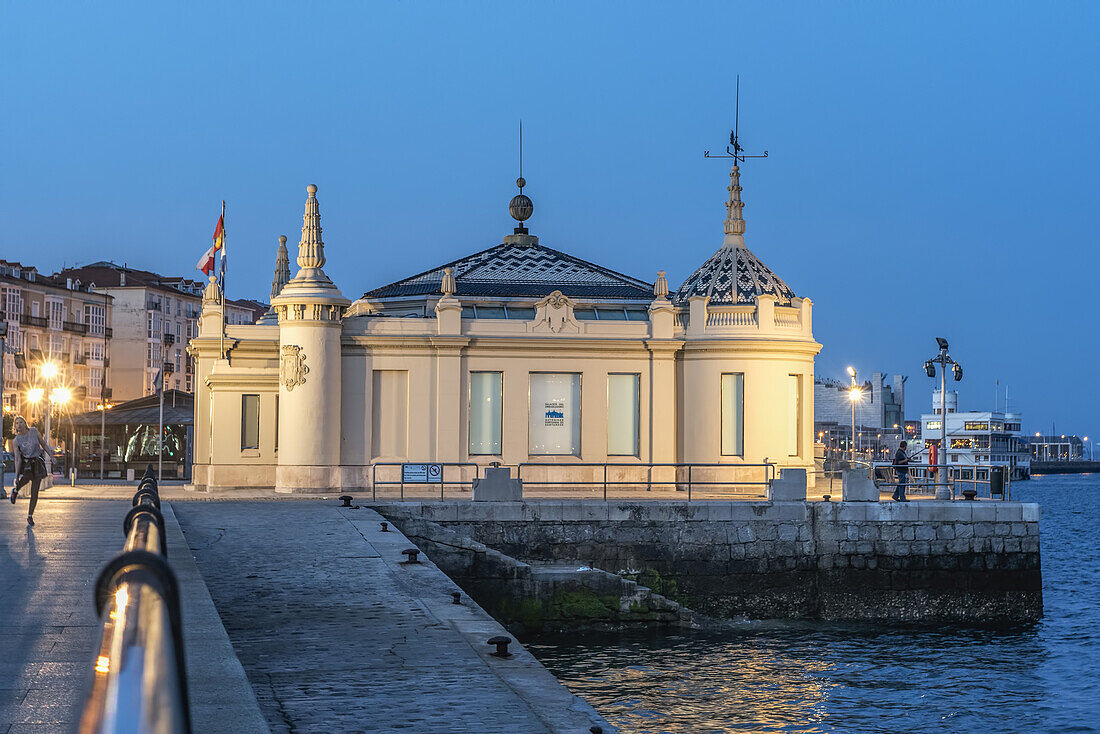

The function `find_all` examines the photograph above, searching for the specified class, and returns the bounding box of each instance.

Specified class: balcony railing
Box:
[64,321,89,334]
[19,314,47,328]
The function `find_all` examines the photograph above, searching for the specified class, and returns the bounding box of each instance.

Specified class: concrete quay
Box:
[377,499,1043,623]
[0,499,266,733]
[173,502,613,734]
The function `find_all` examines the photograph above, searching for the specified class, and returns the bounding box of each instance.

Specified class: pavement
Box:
[0,498,269,733]
[173,502,612,734]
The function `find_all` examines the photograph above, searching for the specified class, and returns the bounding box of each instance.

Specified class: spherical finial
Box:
[516,177,526,189]
[307,184,318,195]
[278,235,287,245]
[509,193,533,222]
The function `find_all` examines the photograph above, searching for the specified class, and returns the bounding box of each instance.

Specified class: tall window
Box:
[47,299,64,330]
[372,370,409,458]
[788,374,802,457]
[607,374,639,456]
[241,394,260,450]
[469,372,503,455]
[529,373,581,456]
[3,287,22,321]
[721,373,744,456]
[84,304,106,335]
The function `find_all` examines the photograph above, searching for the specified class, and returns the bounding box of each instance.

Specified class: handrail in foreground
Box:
[78,465,191,734]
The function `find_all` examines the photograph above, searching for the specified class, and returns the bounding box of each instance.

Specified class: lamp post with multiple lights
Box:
[924,337,963,499]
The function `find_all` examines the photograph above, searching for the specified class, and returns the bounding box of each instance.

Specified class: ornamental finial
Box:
[441,267,456,296]
[297,184,325,269]
[654,270,669,298]
[723,165,746,245]
[271,235,291,301]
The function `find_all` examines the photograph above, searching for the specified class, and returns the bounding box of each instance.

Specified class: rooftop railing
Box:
[78,466,191,734]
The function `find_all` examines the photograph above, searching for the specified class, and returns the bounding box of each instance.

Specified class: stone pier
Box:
[376,500,1042,624]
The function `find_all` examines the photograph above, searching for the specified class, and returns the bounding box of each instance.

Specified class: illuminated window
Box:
[788,374,802,457]
[721,373,744,456]
[964,421,989,431]
[469,372,503,455]
[950,438,972,449]
[529,373,581,456]
[607,374,639,457]
[925,420,942,431]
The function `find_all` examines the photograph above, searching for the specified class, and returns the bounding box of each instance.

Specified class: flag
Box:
[196,206,226,276]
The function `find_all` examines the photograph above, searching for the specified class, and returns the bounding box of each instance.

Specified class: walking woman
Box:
[11,416,51,526]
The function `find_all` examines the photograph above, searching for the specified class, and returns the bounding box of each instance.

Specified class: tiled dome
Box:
[674,164,796,305]
[674,244,795,305]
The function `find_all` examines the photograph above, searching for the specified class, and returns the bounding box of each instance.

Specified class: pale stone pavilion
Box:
[189,165,822,493]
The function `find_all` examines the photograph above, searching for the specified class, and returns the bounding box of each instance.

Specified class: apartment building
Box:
[0,259,113,415]
[57,262,265,401]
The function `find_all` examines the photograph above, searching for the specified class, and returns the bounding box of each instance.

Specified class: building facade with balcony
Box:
[189,170,822,493]
[919,389,1030,480]
[0,259,113,417]
[57,262,265,402]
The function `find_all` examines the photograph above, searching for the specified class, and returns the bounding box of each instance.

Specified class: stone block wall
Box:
[374,501,1042,624]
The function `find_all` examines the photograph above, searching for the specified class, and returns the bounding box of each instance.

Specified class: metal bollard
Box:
[451,592,462,605]
[339,495,354,508]
[591,727,604,734]
[400,548,420,564]
[487,636,512,658]
[380,522,388,532]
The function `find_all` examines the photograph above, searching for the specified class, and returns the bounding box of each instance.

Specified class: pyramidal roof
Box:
[362,242,654,301]
[674,165,796,306]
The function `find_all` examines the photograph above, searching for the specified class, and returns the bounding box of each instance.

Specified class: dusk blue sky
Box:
[2,3,1096,434]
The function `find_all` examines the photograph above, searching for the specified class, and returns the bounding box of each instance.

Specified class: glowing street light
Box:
[27,387,44,405]
[41,361,59,380]
[847,366,861,462]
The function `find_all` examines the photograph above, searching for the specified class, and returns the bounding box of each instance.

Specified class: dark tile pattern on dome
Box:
[362,243,654,300]
[674,244,797,305]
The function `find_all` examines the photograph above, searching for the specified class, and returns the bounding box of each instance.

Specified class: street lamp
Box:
[847,365,862,463]
[923,337,963,499]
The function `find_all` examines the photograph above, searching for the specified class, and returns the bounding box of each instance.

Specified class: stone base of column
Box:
[275,465,344,494]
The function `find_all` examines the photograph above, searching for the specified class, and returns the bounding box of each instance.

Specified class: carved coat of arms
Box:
[281,345,309,390]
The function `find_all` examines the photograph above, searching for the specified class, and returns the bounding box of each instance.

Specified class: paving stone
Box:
[174,502,611,734]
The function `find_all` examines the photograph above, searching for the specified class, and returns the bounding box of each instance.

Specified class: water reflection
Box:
[530,475,1100,734]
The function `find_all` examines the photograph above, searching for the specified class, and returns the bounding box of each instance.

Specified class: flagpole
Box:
[219,199,226,360]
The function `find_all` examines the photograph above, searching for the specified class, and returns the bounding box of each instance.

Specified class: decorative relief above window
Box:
[280,345,309,390]
[530,290,580,334]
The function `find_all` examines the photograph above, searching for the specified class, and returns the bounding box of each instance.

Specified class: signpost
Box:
[401,463,444,500]
[402,463,443,483]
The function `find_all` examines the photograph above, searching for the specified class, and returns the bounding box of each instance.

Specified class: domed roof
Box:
[674,244,795,305]
[674,164,796,306]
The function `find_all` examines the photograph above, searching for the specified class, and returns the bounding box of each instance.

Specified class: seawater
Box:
[529,474,1099,734]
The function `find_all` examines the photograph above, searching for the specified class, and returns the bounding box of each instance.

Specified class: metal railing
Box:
[871,462,1012,500]
[367,461,777,501]
[78,466,191,734]
[370,462,481,500]
[517,462,776,501]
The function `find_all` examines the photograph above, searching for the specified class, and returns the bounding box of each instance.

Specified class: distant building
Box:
[0,259,114,415]
[1029,435,1085,462]
[919,389,1030,480]
[57,262,265,401]
[814,372,905,459]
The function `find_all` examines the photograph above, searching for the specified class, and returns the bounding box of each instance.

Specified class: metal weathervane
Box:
[704,75,769,162]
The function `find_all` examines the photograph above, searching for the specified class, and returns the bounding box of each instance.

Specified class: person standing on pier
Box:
[10,416,51,526]
[892,441,910,502]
